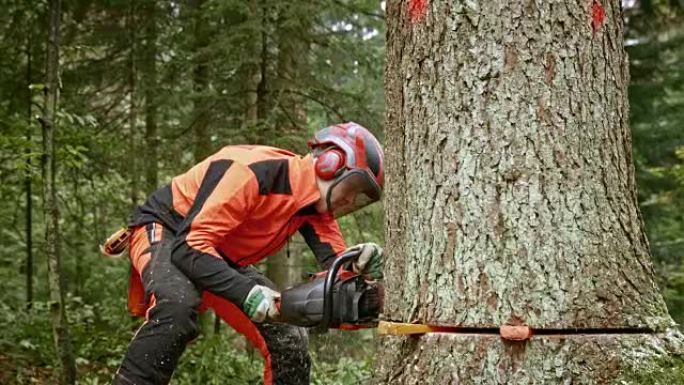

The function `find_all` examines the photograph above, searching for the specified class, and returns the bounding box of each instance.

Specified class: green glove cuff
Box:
[242,289,265,319]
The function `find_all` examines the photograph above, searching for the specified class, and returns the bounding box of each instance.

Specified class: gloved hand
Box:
[347,242,384,280]
[242,285,281,323]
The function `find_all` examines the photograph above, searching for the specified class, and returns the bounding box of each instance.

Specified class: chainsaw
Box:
[277,250,384,332]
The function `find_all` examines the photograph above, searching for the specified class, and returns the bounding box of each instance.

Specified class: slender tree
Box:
[141,0,158,194]
[244,1,262,128]
[25,16,34,309]
[375,0,683,383]
[127,0,139,208]
[266,2,310,289]
[188,0,220,333]
[190,0,211,162]
[40,0,76,382]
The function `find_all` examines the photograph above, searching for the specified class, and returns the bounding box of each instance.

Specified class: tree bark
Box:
[190,0,211,162]
[142,0,158,194]
[266,3,309,289]
[375,0,683,383]
[25,21,34,309]
[41,0,76,383]
[189,0,218,333]
[274,1,308,151]
[256,1,270,127]
[267,241,306,290]
[127,0,139,208]
[243,0,261,128]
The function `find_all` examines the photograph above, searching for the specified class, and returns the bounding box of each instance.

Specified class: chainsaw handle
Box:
[320,250,359,332]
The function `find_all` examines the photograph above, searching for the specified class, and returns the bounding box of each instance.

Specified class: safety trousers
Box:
[112,223,311,385]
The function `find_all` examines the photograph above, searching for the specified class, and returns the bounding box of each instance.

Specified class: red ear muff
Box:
[315,148,346,180]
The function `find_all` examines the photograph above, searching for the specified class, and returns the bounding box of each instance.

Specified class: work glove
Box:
[347,242,384,280]
[242,285,281,323]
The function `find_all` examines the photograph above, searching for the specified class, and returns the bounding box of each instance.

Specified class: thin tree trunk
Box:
[189,0,217,333]
[142,0,158,194]
[25,21,33,309]
[274,1,307,149]
[266,4,309,289]
[375,1,683,383]
[267,242,306,290]
[41,0,76,382]
[74,180,85,295]
[191,0,211,161]
[244,1,260,128]
[256,1,269,126]
[127,0,139,208]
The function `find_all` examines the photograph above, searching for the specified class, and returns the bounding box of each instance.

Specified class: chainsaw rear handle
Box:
[319,249,360,331]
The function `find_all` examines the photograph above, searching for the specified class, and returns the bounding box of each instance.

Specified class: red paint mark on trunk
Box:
[409,0,428,23]
[591,0,606,33]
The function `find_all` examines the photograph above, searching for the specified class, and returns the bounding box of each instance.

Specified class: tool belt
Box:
[100,227,132,258]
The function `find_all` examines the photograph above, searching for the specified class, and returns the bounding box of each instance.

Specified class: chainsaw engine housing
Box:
[278,255,383,329]
[280,274,382,328]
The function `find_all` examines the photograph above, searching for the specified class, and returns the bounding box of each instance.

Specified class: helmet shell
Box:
[308,122,384,191]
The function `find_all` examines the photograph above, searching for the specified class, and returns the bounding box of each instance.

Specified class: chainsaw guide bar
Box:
[377,321,655,341]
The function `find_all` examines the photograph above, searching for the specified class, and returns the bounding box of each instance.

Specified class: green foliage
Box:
[0,0,385,383]
[172,333,264,385]
[619,354,684,385]
[311,355,372,385]
[626,0,684,325]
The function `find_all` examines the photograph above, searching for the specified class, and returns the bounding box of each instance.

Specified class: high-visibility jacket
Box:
[129,145,347,306]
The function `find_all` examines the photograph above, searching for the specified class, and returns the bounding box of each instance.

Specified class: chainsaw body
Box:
[278,251,383,331]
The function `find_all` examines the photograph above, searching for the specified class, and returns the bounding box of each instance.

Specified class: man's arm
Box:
[298,213,347,269]
[170,160,259,306]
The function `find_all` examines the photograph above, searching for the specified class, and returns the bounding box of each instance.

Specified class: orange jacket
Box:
[130,145,347,304]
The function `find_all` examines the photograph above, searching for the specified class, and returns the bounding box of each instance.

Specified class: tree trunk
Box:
[375,0,683,383]
[266,3,309,289]
[25,22,34,309]
[274,2,308,152]
[244,0,261,128]
[256,1,270,127]
[127,0,139,208]
[41,0,76,383]
[191,0,211,161]
[142,0,158,194]
[189,0,218,333]
[267,242,306,290]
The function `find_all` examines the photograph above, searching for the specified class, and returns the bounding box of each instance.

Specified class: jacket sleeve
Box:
[170,160,260,306]
[298,213,347,269]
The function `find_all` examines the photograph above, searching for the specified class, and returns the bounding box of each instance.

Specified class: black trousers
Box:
[113,225,311,385]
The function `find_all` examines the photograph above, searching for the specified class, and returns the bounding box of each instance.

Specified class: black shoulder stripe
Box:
[247,159,292,195]
[299,222,336,269]
[129,184,181,230]
[178,159,233,235]
[295,204,318,216]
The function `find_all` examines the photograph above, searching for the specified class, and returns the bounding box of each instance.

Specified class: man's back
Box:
[131,144,345,267]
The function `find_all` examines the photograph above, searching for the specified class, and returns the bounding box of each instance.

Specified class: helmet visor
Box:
[326,169,382,218]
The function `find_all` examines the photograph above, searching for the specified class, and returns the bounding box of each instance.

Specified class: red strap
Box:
[127,269,273,384]
[127,269,148,317]
[202,293,273,385]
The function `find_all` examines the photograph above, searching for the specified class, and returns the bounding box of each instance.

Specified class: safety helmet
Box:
[308,122,384,217]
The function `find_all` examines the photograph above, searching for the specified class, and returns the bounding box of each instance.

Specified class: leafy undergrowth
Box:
[0,299,374,385]
[619,354,684,385]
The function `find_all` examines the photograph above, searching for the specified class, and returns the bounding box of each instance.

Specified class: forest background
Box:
[0,0,682,384]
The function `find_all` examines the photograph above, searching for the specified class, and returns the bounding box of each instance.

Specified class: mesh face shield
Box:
[325,169,382,218]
